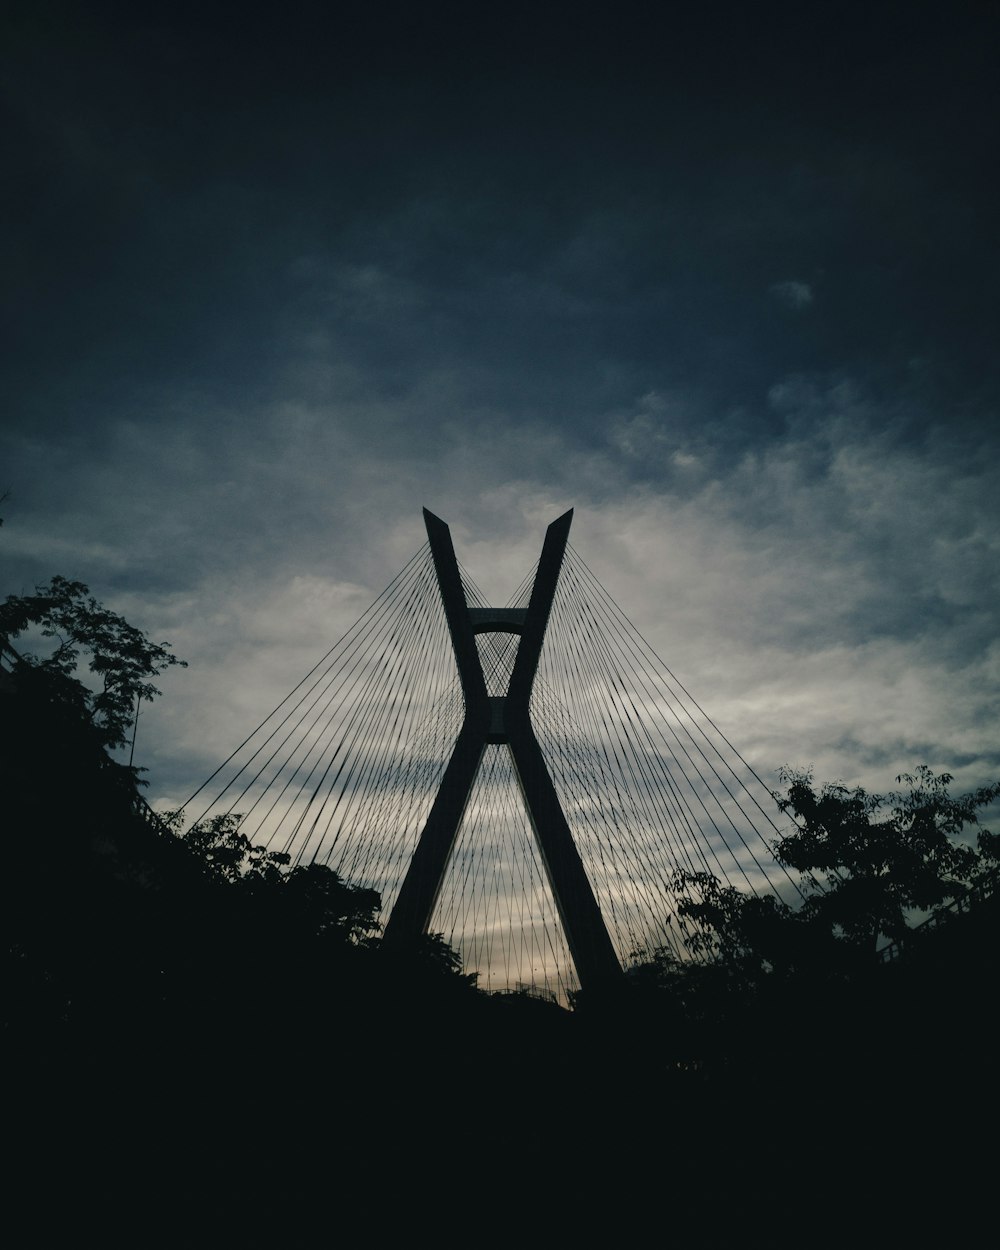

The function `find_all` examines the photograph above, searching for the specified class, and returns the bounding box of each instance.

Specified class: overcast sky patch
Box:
[3,3,998,820]
[769,280,815,310]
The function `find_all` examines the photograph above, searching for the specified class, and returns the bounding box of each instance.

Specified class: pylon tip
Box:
[549,507,574,531]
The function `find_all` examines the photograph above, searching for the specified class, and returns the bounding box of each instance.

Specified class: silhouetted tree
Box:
[773,765,1000,954]
[671,874,800,975]
[177,811,382,943]
[625,762,1000,1076]
[0,574,186,751]
[655,765,999,976]
[179,811,292,885]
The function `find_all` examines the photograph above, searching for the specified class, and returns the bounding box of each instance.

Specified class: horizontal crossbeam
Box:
[468,608,527,635]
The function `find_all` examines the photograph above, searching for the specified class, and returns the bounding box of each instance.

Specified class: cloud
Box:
[769,279,814,310]
[2,153,996,812]
[2,367,981,815]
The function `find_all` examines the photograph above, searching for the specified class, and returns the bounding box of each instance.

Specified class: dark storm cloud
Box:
[2,1,998,802]
[6,1,998,432]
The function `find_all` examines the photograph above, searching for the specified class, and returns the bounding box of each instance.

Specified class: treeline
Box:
[3,577,998,1239]
[3,660,486,1047]
[621,765,999,1080]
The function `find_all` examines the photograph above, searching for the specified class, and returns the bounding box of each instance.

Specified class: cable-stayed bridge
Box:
[180,508,803,1003]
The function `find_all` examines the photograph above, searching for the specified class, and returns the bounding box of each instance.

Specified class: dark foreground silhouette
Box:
[3,588,997,1243]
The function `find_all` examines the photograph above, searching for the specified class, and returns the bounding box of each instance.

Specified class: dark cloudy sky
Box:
[2,0,998,809]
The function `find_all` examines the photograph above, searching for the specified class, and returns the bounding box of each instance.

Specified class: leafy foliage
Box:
[180,812,292,886]
[773,764,1000,950]
[666,872,805,978]
[631,764,999,1003]
[0,575,186,750]
[178,811,383,942]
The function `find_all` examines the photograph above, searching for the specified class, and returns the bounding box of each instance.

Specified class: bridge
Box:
[180,507,806,1002]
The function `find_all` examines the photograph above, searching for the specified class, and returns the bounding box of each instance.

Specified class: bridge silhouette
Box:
[180,508,804,1002]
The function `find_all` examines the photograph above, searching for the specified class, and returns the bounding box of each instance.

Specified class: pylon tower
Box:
[383,508,624,992]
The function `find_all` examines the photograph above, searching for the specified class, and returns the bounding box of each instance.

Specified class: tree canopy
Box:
[178,810,383,944]
[639,764,1000,991]
[773,764,999,951]
[0,574,186,750]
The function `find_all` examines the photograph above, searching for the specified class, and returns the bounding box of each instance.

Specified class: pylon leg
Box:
[383,508,624,993]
